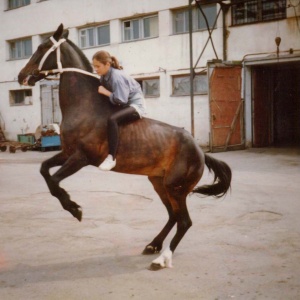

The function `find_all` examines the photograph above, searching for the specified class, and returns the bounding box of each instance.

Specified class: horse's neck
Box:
[58,44,113,121]
[59,72,112,118]
[62,44,92,72]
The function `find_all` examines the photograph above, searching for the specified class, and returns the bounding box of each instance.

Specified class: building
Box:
[0,0,299,150]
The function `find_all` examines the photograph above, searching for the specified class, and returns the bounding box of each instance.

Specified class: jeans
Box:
[107,106,140,159]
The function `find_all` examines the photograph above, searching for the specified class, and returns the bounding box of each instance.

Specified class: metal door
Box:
[209,65,244,152]
[40,83,61,126]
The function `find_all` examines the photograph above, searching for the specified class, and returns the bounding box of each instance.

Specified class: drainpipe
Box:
[221,2,229,61]
[189,0,195,137]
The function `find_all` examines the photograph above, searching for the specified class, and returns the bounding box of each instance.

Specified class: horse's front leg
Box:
[40,151,68,179]
[40,151,88,221]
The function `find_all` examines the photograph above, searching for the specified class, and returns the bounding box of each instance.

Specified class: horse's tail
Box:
[193,154,232,198]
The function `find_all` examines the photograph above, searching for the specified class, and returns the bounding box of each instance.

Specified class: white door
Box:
[40,83,61,126]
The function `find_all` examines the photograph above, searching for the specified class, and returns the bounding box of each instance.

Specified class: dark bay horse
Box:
[18,24,231,270]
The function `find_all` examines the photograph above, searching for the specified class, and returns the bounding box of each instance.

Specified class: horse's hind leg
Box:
[40,151,88,221]
[143,176,177,255]
[149,189,192,270]
[148,157,202,270]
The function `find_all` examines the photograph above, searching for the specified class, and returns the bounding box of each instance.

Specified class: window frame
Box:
[173,4,217,34]
[9,89,32,106]
[9,37,32,60]
[171,73,208,96]
[122,14,159,42]
[8,0,30,9]
[136,77,160,98]
[231,0,287,26]
[79,24,110,49]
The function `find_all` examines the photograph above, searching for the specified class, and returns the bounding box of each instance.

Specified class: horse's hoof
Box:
[75,208,82,222]
[149,247,173,270]
[142,245,160,255]
[70,206,82,222]
[148,263,165,271]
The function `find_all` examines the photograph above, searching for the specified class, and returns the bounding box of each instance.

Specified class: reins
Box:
[36,36,100,79]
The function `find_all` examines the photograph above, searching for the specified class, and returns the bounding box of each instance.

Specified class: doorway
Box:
[40,83,61,126]
[252,62,300,147]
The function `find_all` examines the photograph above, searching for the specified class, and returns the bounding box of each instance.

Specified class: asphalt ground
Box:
[0,147,300,300]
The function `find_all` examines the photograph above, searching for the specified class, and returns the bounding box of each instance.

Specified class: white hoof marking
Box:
[151,247,173,268]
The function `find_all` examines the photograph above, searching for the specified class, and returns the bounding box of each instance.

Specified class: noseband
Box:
[33,36,99,79]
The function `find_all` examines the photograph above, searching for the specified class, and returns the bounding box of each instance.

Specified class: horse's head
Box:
[18,24,69,86]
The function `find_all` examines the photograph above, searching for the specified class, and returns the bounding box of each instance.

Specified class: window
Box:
[122,15,158,41]
[9,90,32,106]
[172,74,208,96]
[8,0,30,9]
[232,0,286,25]
[9,38,32,59]
[173,5,216,34]
[137,78,160,97]
[79,24,110,48]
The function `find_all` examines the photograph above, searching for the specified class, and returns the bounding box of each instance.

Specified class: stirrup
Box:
[99,155,116,171]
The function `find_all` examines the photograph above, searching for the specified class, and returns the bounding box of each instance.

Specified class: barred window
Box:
[232,0,286,25]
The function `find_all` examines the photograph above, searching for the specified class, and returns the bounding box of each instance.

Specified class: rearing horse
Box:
[18,24,231,270]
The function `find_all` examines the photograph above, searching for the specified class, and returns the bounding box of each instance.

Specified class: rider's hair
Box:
[92,50,123,70]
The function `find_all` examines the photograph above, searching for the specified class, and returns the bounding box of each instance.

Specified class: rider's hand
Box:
[98,86,112,97]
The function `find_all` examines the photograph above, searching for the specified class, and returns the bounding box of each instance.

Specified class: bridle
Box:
[32,36,99,79]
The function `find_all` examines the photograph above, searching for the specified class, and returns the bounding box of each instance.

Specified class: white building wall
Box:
[0,0,222,145]
[1,0,299,146]
[226,5,300,61]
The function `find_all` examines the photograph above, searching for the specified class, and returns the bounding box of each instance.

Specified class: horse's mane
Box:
[66,39,93,73]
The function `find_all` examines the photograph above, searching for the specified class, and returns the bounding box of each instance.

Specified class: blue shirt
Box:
[100,67,146,117]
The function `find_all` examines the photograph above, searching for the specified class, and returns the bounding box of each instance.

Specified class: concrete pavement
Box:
[0,147,300,299]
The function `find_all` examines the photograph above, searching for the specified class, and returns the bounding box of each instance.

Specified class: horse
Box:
[18,24,232,270]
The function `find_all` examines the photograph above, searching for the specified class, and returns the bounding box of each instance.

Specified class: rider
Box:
[92,50,146,171]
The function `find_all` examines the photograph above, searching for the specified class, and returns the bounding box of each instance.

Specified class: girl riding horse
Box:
[92,51,146,171]
[18,24,232,270]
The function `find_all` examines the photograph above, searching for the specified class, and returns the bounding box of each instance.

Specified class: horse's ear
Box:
[62,29,69,39]
[53,24,64,41]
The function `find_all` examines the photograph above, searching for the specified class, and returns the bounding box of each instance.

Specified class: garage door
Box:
[209,65,244,152]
